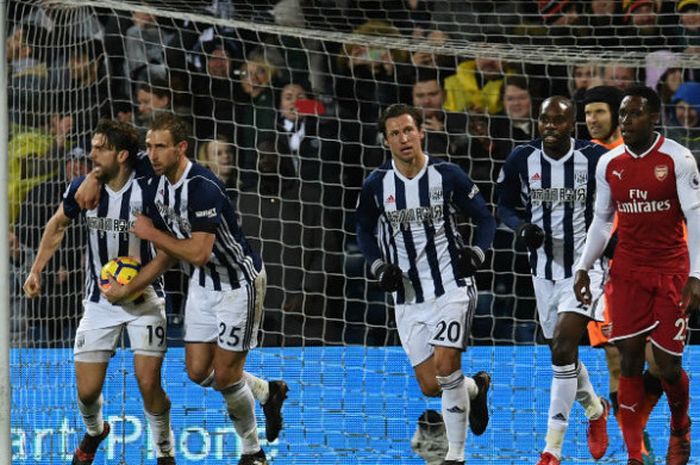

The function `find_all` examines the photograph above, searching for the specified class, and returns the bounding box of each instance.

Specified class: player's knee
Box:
[136,372,162,397]
[656,360,682,384]
[418,378,441,397]
[77,390,101,406]
[550,338,577,365]
[187,365,212,385]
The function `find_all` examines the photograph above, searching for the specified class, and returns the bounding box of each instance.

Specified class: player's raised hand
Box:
[131,214,155,240]
[573,269,592,305]
[681,276,700,315]
[376,263,404,292]
[23,271,42,298]
[99,274,129,304]
[516,223,545,249]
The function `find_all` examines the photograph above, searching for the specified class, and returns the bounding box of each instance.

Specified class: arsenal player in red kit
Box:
[574,86,700,465]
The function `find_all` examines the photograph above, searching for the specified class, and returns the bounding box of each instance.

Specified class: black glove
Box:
[603,230,618,259]
[516,223,545,249]
[376,263,403,292]
[457,247,483,277]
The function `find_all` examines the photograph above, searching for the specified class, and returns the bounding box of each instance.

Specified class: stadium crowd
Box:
[7,0,700,348]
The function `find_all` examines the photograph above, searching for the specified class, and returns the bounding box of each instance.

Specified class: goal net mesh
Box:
[8,0,700,463]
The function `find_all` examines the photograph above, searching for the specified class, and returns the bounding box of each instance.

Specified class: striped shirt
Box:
[63,173,164,303]
[143,160,262,291]
[497,138,607,280]
[356,155,496,305]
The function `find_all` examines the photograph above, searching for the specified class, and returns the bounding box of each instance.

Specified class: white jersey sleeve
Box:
[575,152,616,271]
[675,148,700,279]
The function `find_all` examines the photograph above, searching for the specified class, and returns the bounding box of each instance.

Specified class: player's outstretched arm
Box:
[101,249,176,304]
[23,205,72,298]
[132,213,215,267]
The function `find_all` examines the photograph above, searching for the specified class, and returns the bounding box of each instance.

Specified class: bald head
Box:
[538,96,575,158]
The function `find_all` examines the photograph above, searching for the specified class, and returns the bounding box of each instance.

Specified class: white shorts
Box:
[533,267,606,339]
[184,270,266,351]
[395,284,477,367]
[74,299,167,359]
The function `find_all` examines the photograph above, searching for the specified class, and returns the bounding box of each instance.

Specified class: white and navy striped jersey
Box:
[356,155,496,305]
[496,138,607,280]
[143,160,262,291]
[63,173,164,304]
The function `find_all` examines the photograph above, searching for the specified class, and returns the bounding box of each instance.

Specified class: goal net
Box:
[8,0,700,463]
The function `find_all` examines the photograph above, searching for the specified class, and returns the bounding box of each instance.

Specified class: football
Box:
[100,256,143,302]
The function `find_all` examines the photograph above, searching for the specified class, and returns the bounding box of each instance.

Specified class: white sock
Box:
[464,376,478,400]
[575,362,603,419]
[545,363,577,457]
[243,371,269,404]
[77,394,104,437]
[144,407,174,458]
[437,370,468,462]
[220,380,260,455]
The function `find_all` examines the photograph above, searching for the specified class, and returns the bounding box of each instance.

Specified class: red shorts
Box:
[606,267,689,356]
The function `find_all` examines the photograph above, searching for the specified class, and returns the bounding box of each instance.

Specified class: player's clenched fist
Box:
[375,263,404,292]
[23,271,42,298]
[457,247,483,277]
[131,214,155,240]
[573,269,592,306]
[516,222,545,249]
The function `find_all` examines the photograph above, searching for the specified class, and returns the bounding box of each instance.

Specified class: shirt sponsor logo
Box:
[386,205,443,227]
[530,187,587,205]
[194,208,217,218]
[655,164,668,181]
[616,189,671,213]
[87,216,133,233]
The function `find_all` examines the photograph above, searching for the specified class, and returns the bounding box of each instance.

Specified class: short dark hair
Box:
[149,112,190,145]
[504,75,530,93]
[377,104,424,137]
[137,78,172,101]
[623,85,662,114]
[94,119,140,167]
[413,67,444,88]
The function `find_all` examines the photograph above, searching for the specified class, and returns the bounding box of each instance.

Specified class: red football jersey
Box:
[596,134,697,274]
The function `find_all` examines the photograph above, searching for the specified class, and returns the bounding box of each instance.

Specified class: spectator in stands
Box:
[443,54,511,114]
[6,23,48,127]
[584,0,622,48]
[409,68,468,158]
[111,100,134,124]
[275,81,343,207]
[135,79,191,141]
[195,135,238,190]
[645,50,684,123]
[603,63,637,90]
[8,104,73,227]
[15,143,91,346]
[123,11,174,82]
[63,40,109,135]
[667,82,700,164]
[191,37,241,139]
[237,139,344,345]
[677,0,700,54]
[409,27,456,73]
[619,0,667,50]
[235,56,277,190]
[537,0,592,47]
[498,75,537,143]
[333,20,407,122]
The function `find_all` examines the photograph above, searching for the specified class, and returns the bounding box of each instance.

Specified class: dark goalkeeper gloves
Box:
[457,247,483,278]
[516,223,545,249]
[375,263,404,292]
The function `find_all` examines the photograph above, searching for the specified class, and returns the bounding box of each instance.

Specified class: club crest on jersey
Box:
[654,165,668,181]
[575,170,587,184]
[430,187,443,202]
